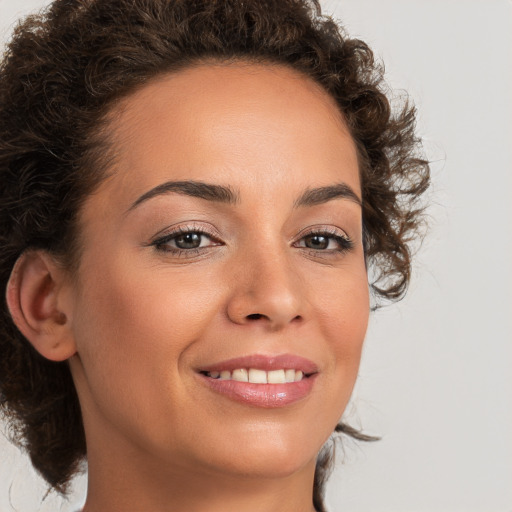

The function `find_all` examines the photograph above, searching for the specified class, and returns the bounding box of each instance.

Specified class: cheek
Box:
[69,259,235,458]
[315,263,369,348]
[75,258,219,349]
[313,266,369,406]
[70,259,223,414]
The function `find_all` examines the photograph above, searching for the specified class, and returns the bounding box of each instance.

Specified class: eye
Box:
[295,228,353,254]
[172,232,208,250]
[150,226,221,255]
[302,234,337,250]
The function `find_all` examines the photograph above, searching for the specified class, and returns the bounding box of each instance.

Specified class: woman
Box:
[0,0,429,511]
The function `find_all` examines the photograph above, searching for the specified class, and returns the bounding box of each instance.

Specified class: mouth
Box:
[200,368,310,383]
[196,354,318,408]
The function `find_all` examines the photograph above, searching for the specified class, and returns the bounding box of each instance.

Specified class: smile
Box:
[203,368,306,383]
[196,354,318,408]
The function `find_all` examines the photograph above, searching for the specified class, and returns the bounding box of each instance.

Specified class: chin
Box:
[195,427,324,480]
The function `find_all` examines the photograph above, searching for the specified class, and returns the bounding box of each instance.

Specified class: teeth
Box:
[248,368,267,384]
[206,368,307,383]
[285,369,296,383]
[232,368,249,382]
[267,369,286,384]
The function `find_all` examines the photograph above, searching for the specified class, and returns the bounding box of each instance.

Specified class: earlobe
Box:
[6,251,76,361]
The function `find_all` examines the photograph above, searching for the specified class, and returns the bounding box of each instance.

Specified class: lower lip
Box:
[197,373,317,408]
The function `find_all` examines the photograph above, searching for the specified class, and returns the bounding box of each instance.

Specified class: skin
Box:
[9,62,369,512]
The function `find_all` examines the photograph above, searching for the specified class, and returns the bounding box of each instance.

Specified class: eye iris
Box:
[305,234,329,250]
[175,232,202,249]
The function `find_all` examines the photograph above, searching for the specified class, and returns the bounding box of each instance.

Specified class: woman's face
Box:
[67,62,369,480]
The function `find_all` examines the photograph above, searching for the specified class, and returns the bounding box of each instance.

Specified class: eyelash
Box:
[294,227,353,256]
[150,225,353,258]
[150,225,221,258]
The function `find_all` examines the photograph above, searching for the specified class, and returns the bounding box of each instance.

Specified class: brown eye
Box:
[151,228,220,254]
[295,229,353,254]
[174,232,203,249]
[304,234,329,250]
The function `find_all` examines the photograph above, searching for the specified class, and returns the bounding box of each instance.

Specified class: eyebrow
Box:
[294,183,362,208]
[127,180,239,211]
[127,179,361,212]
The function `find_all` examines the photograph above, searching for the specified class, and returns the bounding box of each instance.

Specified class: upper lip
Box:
[197,353,318,375]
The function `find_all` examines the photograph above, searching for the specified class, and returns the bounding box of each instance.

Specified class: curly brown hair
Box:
[0,0,429,510]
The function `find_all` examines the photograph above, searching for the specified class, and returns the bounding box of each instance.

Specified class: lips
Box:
[198,353,318,374]
[196,354,318,408]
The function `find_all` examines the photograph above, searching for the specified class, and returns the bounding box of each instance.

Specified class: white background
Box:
[1,1,511,511]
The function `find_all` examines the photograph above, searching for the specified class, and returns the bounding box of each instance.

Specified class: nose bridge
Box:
[226,238,305,329]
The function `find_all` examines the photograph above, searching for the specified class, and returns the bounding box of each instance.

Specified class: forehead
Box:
[113,60,347,127]
[92,62,360,213]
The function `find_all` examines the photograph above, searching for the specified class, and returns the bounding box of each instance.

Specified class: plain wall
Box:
[0,1,510,511]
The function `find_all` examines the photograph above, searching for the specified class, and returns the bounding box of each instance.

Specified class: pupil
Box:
[176,233,201,249]
[306,235,328,250]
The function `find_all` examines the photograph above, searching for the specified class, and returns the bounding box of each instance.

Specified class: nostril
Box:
[247,313,264,320]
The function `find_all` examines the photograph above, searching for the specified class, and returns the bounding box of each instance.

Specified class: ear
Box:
[6,251,76,361]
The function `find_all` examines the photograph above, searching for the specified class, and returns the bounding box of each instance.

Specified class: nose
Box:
[226,247,305,331]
